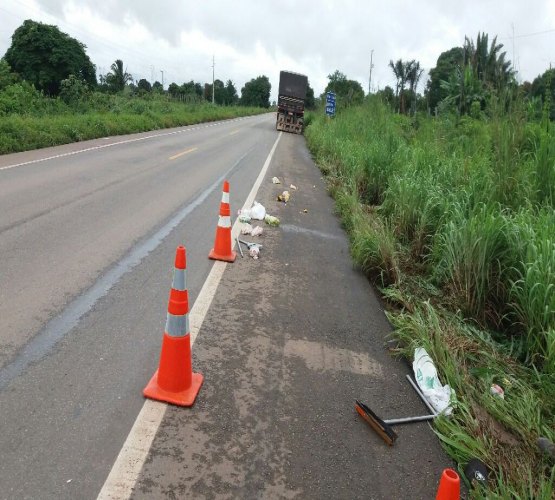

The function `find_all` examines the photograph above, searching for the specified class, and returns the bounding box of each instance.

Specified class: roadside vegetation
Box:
[0,19,286,155]
[307,34,555,498]
[0,85,265,154]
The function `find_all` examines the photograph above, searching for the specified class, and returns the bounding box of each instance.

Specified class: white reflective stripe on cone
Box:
[221,192,230,204]
[218,215,231,228]
[171,268,187,291]
[165,312,190,337]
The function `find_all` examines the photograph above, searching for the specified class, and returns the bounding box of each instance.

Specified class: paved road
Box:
[0,115,451,499]
[0,114,282,498]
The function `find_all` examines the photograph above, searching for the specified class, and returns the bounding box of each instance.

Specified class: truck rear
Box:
[276,71,308,134]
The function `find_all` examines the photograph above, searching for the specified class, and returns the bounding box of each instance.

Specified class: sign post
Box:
[325,91,336,117]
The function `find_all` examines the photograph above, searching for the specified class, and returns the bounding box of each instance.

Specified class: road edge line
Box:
[97,131,282,499]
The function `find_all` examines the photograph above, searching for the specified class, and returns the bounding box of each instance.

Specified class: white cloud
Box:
[1,0,554,100]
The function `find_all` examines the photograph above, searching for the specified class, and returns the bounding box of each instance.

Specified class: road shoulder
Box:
[133,132,450,499]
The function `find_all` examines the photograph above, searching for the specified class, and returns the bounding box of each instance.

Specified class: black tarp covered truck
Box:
[276,71,308,134]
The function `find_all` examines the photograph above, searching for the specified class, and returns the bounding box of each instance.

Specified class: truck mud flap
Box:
[276,115,303,134]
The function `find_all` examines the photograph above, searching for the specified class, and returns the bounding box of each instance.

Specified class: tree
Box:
[137,78,152,93]
[305,81,316,109]
[376,85,395,107]
[224,80,238,105]
[0,58,19,91]
[388,59,421,113]
[152,81,163,93]
[181,80,203,97]
[59,74,89,105]
[426,47,464,113]
[4,19,96,95]
[204,79,228,104]
[240,76,271,107]
[324,70,364,106]
[440,64,486,115]
[529,68,555,121]
[179,80,203,103]
[105,59,132,92]
[439,33,515,116]
[463,32,514,90]
[406,60,424,115]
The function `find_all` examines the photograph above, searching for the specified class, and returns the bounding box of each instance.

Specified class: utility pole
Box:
[368,49,374,95]
[212,55,215,104]
[160,70,164,90]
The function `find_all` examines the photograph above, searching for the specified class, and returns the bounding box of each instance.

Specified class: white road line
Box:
[0,116,262,172]
[96,132,282,500]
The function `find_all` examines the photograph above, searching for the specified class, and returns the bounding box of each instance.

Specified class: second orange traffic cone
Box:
[143,246,203,406]
[436,468,460,500]
[209,180,236,262]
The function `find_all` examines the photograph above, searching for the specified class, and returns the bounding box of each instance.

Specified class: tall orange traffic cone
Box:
[143,246,203,406]
[436,468,460,500]
[208,180,236,262]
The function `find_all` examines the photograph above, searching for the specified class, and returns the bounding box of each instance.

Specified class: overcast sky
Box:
[1,0,555,100]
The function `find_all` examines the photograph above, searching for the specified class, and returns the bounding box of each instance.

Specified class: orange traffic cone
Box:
[436,468,460,500]
[208,180,236,262]
[143,246,203,406]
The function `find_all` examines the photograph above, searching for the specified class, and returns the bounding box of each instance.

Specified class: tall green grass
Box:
[305,96,555,496]
[0,87,266,154]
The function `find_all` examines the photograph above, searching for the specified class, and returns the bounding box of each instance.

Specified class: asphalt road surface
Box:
[0,114,451,499]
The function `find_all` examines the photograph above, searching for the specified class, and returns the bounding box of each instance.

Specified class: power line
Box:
[499,27,555,40]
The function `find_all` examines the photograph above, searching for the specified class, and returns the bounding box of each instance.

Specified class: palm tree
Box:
[464,33,514,90]
[406,60,424,115]
[389,59,408,113]
[106,59,132,92]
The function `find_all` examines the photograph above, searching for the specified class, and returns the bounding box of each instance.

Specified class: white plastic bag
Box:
[250,201,266,220]
[413,347,454,415]
[238,208,252,223]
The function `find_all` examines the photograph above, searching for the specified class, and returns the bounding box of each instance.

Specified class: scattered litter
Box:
[464,459,488,487]
[249,246,260,259]
[413,347,455,415]
[272,176,281,184]
[238,202,266,221]
[302,209,308,213]
[490,383,505,399]
[238,208,252,223]
[241,224,263,236]
[264,214,280,226]
[290,184,297,190]
[277,190,290,203]
[241,223,253,234]
[66,479,72,484]
[250,201,266,220]
[238,239,262,260]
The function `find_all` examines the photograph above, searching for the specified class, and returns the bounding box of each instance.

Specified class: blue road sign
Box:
[325,91,336,116]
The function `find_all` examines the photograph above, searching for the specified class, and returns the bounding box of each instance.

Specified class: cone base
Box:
[208,249,236,262]
[143,370,204,407]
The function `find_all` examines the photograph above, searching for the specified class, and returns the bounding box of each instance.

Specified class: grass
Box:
[0,88,266,154]
[305,97,555,497]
